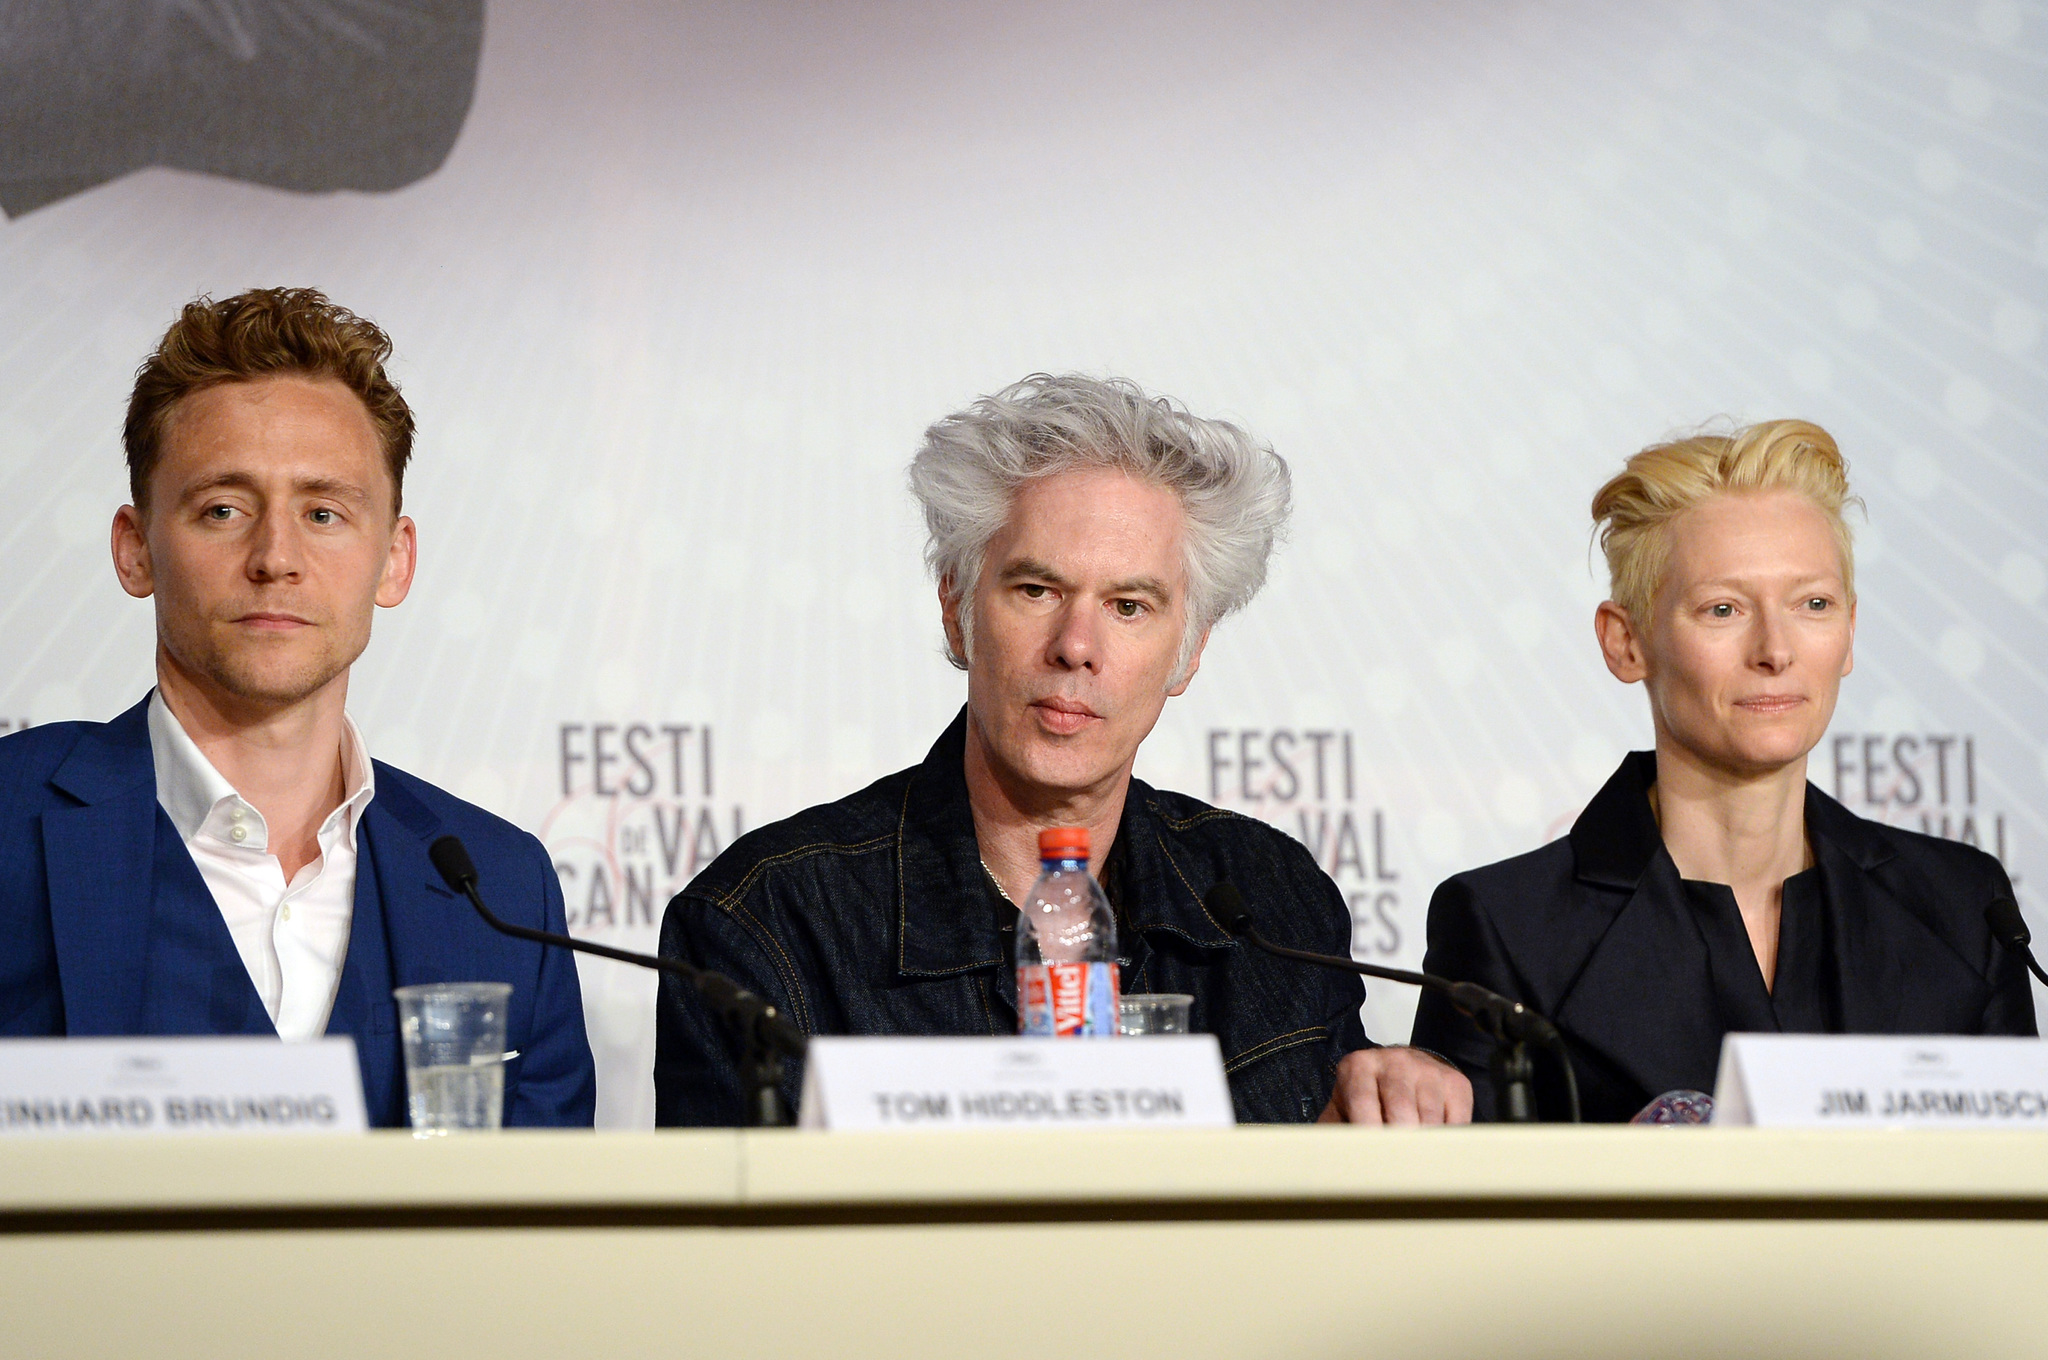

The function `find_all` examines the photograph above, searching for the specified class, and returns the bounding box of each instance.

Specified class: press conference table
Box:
[4,1127,2046,1359]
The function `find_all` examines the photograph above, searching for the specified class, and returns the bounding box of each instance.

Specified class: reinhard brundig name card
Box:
[0,1036,368,1136]
[1713,1033,2048,1128]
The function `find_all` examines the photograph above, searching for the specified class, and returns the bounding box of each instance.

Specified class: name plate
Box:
[1713,1033,2048,1128]
[0,1036,367,1136]
[797,1035,1235,1131]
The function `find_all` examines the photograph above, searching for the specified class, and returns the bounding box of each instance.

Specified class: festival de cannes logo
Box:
[1830,730,2019,889]
[1205,726,1404,958]
[541,722,746,936]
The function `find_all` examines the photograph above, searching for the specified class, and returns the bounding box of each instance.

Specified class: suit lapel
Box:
[43,793,159,1034]
[1809,792,1905,1033]
[1552,857,1732,1098]
[1542,752,1730,1099]
[1807,789,1988,1032]
[330,769,447,1127]
[330,822,401,1124]
[358,769,459,983]
[140,820,273,1035]
[41,702,160,1035]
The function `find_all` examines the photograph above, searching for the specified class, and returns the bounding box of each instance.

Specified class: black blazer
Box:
[1411,752,2038,1122]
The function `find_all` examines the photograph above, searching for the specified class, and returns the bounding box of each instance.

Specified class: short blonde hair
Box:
[1591,419,1859,627]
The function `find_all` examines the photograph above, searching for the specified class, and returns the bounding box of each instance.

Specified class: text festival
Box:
[1206,728,1402,958]
[1830,732,2017,883]
[546,722,746,934]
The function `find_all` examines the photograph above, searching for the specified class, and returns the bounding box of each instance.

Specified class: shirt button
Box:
[230,807,246,823]
[229,825,249,843]
[281,903,292,922]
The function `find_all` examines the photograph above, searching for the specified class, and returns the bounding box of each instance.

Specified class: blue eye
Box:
[1806,597,1829,611]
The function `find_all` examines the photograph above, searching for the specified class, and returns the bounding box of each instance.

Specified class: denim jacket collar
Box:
[894,712,1006,978]
[894,709,1234,980]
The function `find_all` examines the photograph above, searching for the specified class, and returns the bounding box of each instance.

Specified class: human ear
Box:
[1165,627,1210,698]
[111,505,154,600]
[1594,600,1648,684]
[938,577,968,667]
[376,515,417,608]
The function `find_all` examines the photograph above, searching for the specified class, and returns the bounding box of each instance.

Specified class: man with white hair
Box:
[654,374,1471,1125]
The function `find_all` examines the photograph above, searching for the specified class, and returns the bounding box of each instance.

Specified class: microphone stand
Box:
[1987,899,2048,989]
[1211,888,1579,1123]
[430,836,807,1127]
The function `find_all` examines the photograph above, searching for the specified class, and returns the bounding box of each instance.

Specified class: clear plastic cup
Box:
[394,982,511,1135]
[1118,992,1194,1036]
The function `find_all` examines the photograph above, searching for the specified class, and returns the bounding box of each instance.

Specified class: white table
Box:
[4,1127,2045,1357]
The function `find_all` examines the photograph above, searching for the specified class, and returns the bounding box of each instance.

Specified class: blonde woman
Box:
[1411,421,2036,1121]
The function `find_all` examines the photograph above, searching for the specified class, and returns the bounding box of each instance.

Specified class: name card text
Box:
[1713,1034,2048,1128]
[798,1035,1234,1131]
[0,1036,368,1136]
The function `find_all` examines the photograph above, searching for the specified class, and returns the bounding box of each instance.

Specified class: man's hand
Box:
[1321,1046,1473,1125]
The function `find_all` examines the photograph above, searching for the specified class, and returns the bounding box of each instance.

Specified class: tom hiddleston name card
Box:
[799,1034,1235,1131]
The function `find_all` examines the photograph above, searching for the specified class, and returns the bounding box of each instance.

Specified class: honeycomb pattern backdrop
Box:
[2,1,2043,1124]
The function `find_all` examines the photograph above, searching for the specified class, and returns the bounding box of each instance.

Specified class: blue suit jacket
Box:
[0,697,596,1128]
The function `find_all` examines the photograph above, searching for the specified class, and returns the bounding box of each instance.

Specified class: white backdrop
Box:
[3,0,2044,1126]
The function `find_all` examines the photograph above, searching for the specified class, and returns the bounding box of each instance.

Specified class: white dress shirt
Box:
[147,690,376,1041]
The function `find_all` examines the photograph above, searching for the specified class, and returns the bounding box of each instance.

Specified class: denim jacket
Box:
[654,709,1370,1125]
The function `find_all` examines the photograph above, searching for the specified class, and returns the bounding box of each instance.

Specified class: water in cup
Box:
[406,1061,506,1134]
[394,981,512,1134]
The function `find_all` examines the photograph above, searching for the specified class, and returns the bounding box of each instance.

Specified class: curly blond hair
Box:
[1592,419,1859,627]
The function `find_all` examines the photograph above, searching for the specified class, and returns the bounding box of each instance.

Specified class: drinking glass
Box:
[1118,993,1194,1036]
[394,982,511,1135]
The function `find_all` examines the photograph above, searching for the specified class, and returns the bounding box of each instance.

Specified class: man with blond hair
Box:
[0,288,594,1127]
[656,373,1471,1125]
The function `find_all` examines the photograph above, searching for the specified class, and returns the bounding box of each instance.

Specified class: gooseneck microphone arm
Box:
[1986,897,2048,989]
[428,835,808,1127]
[1206,883,1580,1123]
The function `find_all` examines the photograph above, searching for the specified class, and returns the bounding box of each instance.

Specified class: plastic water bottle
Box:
[1016,827,1121,1037]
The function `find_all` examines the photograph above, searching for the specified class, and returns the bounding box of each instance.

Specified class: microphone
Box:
[1206,882,1579,1122]
[1985,895,2048,989]
[428,834,808,1126]
[1206,883,1559,1044]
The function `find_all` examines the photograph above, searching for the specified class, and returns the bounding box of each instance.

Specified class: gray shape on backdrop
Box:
[0,0,484,217]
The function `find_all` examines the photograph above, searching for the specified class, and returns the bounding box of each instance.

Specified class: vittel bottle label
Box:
[1018,961,1121,1037]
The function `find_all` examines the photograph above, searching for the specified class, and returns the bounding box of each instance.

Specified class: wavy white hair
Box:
[908,373,1291,686]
